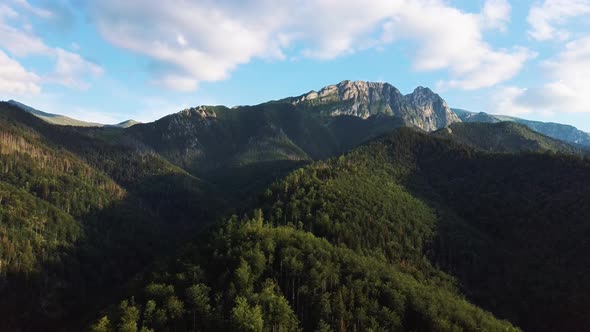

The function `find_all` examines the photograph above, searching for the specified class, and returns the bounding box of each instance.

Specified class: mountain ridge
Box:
[433,121,587,155]
[7,82,590,148]
[6,99,139,128]
[453,108,590,146]
[89,125,590,332]
[280,80,460,131]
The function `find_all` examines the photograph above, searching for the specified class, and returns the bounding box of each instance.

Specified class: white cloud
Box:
[48,48,103,90]
[88,0,529,91]
[490,86,535,116]
[0,5,103,90]
[528,0,590,41]
[438,47,535,90]
[152,74,198,92]
[9,0,53,19]
[0,49,40,94]
[0,4,18,19]
[89,0,282,86]
[0,13,50,56]
[480,0,512,31]
[491,35,590,115]
[380,0,532,90]
[176,34,187,47]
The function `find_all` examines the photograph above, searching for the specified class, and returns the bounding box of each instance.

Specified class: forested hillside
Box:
[0,103,225,331]
[2,96,590,332]
[90,215,517,332]
[433,122,586,154]
[453,108,590,147]
[91,128,590,332]
[125,104,403,195]
[253,129,590,331]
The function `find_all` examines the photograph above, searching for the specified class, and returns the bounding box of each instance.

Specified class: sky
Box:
[0,0,590,130]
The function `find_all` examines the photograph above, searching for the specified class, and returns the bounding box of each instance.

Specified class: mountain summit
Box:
[286,80,460,131]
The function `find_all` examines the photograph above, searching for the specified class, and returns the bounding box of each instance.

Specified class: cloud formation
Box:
[480,0,512,31]
[88,0,529,91]
[528,0,590,41]
[492,36,590,115]
[0,49,40,94]
[0,2,103,94]
[49,48,104,90]
[490,0,590,118]
[10,0,54,19]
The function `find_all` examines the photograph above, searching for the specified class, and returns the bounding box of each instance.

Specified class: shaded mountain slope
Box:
[2,82,590,332]
[125,103,405,198]
[453,108,590,146]
[433,121,585,154]
[0,102,225,330]
[92,127,590,331]
[91,214,518,332]
[206,128,590,332]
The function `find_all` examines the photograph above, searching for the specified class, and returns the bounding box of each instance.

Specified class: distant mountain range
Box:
[5,81,587,194]
[7,80,589,148]
[434,121,587,155]
[453,108,590,146]
[6,99,139,128]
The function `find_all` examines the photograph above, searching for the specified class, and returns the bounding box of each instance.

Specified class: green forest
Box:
[1,100,590,331]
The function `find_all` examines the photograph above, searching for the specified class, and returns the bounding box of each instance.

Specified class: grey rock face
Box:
[291,80,460,131]
[404,86,461,131]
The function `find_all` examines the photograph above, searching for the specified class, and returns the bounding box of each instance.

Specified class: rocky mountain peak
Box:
[411,86,433,93]
[177,106,217,118]
[407,86,441,104]
[161,106,218,140]
[290,80,460,131]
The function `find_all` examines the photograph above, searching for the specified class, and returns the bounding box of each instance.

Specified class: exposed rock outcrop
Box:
[289,80,460,131]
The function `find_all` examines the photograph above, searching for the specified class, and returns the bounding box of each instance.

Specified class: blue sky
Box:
[1,0,590,130]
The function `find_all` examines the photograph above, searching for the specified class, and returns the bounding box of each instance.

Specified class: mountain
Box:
[112,119,140,128]
[125,103,404,198]
[119,80,461,194]
[6,100,139,128]
[91,127,590,332]
[283,80,460,131]
[433,121,586,154]
[453,108,590,146]
[90,127,522,332]
[1,81,590,331]
[123,85,579,192]
[0,102,225,331]
[452,109,501,123]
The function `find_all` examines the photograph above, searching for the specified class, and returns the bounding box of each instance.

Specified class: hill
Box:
[253,128,590,331]
[433,121,585,154]
[453,108,590,146]
[111,119,140,128]
[7,100,139,128]
[0,102,224,330]
[91,127,590,332]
